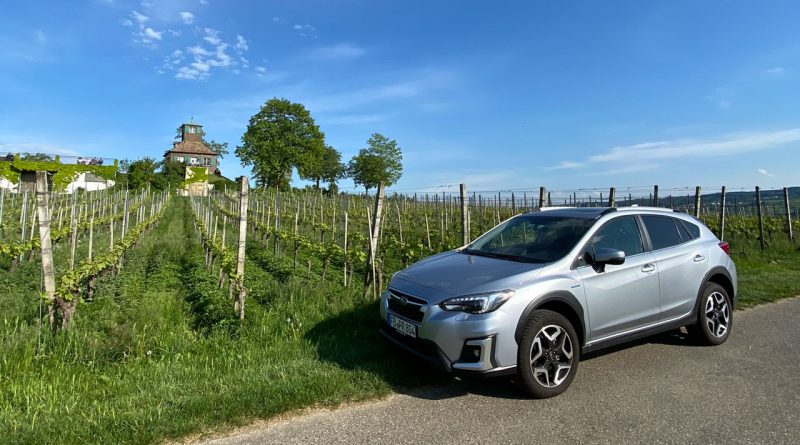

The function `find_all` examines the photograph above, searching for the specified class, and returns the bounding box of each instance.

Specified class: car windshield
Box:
[463,215,595,263]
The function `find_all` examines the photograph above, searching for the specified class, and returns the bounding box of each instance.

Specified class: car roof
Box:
[528,206,677,219]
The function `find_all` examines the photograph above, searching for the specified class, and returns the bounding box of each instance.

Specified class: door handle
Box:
[641,263,656,273]
[693,255,705,262]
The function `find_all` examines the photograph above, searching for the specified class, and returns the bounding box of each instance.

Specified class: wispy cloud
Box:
[544,161,582,170]
[765,67,785,76]
[171,28,247,80]
[293,24,317,38]
[588,129,800,163]
[547,128,800,172]
[179,11,194,24]
[757,168,775,177]
[309,43,366,60]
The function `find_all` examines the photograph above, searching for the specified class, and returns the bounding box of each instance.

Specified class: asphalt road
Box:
[200,297,800,445]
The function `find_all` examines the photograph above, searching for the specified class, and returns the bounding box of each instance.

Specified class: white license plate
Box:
[389,314,417,338]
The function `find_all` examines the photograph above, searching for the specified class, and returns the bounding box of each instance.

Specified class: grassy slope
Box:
[0,198,798,444]
[0,199,438,444]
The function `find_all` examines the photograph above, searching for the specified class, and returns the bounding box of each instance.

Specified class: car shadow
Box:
[304,302,703,402]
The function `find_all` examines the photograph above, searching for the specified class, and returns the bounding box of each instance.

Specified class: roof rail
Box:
[615,206,675,213]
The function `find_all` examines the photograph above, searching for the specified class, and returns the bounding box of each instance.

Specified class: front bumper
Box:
[380,290,518,375]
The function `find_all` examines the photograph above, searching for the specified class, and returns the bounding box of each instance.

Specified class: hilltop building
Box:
[164,123,219,174]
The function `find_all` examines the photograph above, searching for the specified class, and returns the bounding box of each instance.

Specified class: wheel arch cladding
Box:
[703,267,736,307]
[515,291,586,347]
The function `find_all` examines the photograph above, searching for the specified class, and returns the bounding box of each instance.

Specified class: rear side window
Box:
[641,215,683,250]
[590,216,644,257]
[680,219,701,240]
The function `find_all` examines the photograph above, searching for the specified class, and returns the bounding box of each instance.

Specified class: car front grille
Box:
[387,289,427,322]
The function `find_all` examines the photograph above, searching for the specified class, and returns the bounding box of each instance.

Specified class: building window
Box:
[204,157,210,166]
[190,157,198,165]
[176,156,184,162]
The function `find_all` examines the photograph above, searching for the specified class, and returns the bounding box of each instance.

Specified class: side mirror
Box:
[593,247,626,266]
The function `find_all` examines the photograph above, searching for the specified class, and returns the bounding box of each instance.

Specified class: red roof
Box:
[167,141,216,156]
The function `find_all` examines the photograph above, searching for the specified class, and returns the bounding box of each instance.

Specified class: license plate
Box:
[389,314,417,338]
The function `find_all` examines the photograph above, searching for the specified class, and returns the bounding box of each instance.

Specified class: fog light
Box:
[459,344,481,363]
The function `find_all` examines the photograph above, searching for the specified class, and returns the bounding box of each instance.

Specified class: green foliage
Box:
[203,139,229,160]
[347,133,403,191]
[236,98,326,190]
[0,154,118,191]
[182,167,210,188]
[127,157,161,190]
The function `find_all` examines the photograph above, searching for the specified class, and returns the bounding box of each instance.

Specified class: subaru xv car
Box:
[380,207,736,398]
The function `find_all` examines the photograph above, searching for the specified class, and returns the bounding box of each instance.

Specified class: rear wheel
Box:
[690,283,732,346]
[517,310,580,398]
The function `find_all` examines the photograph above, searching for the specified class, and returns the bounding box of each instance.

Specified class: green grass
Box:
[0,198,442,444]
[728,238,800,307]
[0,198,798,444]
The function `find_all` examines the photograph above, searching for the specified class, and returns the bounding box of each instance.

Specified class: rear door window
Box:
[641,215,684,250]
[679,219,701,240]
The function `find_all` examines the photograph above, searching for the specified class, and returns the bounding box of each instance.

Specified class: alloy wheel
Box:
[704,291,730,338]
[530,324,574,387]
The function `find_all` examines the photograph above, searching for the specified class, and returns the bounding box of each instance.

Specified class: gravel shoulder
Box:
[197,297,800,445]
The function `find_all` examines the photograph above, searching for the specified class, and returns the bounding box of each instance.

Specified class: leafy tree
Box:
[127,157,160,190]
[20,153,53,162]
[299,144,346,189]
[204,139,229,160]
[236,98,325,190]
[347,133,403,192]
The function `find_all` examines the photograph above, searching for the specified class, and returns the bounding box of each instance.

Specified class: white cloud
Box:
[544,161,582,170]
[179,11,194,24]
[235,35,248,51]
[131,10,149,24]
[187,45,211,56]
[757,168,775,177]
[142,27,162,41]
[120,18,133,26]
[309,43,366,60]
[765,67,784,75]
[176,66,203,80]
[293,24,317,38]
[203,27,221,45]
[255,66,266,73]
[588,128,800,163]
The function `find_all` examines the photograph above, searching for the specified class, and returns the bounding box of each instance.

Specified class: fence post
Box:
[608,187,616,208]
[234,176,249,319]
[35,172,57,329]
[755,186,765,250]
[784,187,793,243]
[0,188,4,240]
[653,185,659,207]
[460,183,470,245]
[538,187,546,208]
[68,193,78,270]
[719,186,726,241]
[365,182,385,297]
[694,186,702,218]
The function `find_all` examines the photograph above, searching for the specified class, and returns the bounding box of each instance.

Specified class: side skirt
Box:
[582,312,697,354]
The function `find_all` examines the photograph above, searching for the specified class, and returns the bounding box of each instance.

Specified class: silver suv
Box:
[380,207,737,398]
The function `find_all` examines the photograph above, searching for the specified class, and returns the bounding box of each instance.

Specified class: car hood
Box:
[390,250,545,302]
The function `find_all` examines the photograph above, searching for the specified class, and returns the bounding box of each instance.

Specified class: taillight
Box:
[718,241,731,256]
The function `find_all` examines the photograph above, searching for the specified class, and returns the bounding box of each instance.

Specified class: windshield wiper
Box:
[462,249,541,263]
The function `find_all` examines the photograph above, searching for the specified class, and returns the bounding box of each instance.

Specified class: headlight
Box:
[439,290,514,314]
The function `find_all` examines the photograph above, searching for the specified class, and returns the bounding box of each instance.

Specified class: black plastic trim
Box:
[514,291,587,346]
[583,313,694,354]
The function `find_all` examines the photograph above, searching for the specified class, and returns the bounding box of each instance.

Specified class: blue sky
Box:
[1,0,799,195]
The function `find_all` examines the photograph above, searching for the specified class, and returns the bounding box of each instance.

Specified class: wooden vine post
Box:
[719,186,727,241]
[755,186,765,250]
[364,182,385,297]
[608,187,616,208]
[694,186,702,218]
[35,172,57,329]
[234,176,249,319]
[538,186,546,209]
[460,183,470,245]
[784,187,794,243]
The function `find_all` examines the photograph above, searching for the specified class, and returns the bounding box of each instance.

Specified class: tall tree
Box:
[203,139,229,160]
[299,144,346,189]
[236,98,325,190]
[348,133,403,192]
[127,157,160,190]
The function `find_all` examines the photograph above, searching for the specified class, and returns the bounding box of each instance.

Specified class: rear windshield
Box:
[463,215,595,263]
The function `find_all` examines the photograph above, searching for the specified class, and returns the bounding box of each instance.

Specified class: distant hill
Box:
[651,186,800,207]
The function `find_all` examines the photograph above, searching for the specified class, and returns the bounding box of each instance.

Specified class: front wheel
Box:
[690,283,733,346]
[517,310,580,398]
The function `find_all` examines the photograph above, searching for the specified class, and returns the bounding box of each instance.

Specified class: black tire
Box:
[690,282,733,346]
[516,309,580,398]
